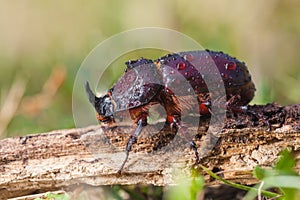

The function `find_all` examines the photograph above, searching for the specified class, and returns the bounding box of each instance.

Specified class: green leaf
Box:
[165,176,204,200]
[253,166,267,180]
[275,150,297,176]
[34,193,70,200]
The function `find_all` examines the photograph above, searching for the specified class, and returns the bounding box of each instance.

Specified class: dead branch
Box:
[0,78,26,138]
[19,67,66,117]
[0,103,299,199]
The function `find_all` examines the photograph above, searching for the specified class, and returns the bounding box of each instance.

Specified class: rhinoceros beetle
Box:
[85,50,256,173]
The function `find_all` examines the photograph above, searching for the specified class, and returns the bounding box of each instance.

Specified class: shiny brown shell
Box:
[156,50,255,105]
[110,50,255,112]
[111,59,162,111]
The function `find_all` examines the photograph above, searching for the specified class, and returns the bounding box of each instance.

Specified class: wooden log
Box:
[0,103,299,199]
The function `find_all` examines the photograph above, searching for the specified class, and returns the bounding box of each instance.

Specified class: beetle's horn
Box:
[85,81,99,106]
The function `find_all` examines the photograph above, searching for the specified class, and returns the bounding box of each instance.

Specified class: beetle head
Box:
[85,81,115,123]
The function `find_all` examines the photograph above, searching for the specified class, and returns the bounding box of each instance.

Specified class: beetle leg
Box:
[199,101,212,115]
[117,118,146,174]
[171,116,199,164]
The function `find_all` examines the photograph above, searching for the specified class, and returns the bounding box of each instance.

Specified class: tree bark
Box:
[0,103,299,199]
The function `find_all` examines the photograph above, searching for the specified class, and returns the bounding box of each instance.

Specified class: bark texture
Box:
[0,103,299,199]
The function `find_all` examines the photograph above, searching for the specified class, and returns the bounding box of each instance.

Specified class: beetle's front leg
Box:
[117,109,148,174]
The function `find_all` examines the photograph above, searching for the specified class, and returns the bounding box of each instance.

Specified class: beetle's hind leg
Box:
[226,96,271,130]
[168,115,200,164]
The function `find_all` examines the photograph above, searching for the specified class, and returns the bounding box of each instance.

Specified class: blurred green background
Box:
[0,0,299,138]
